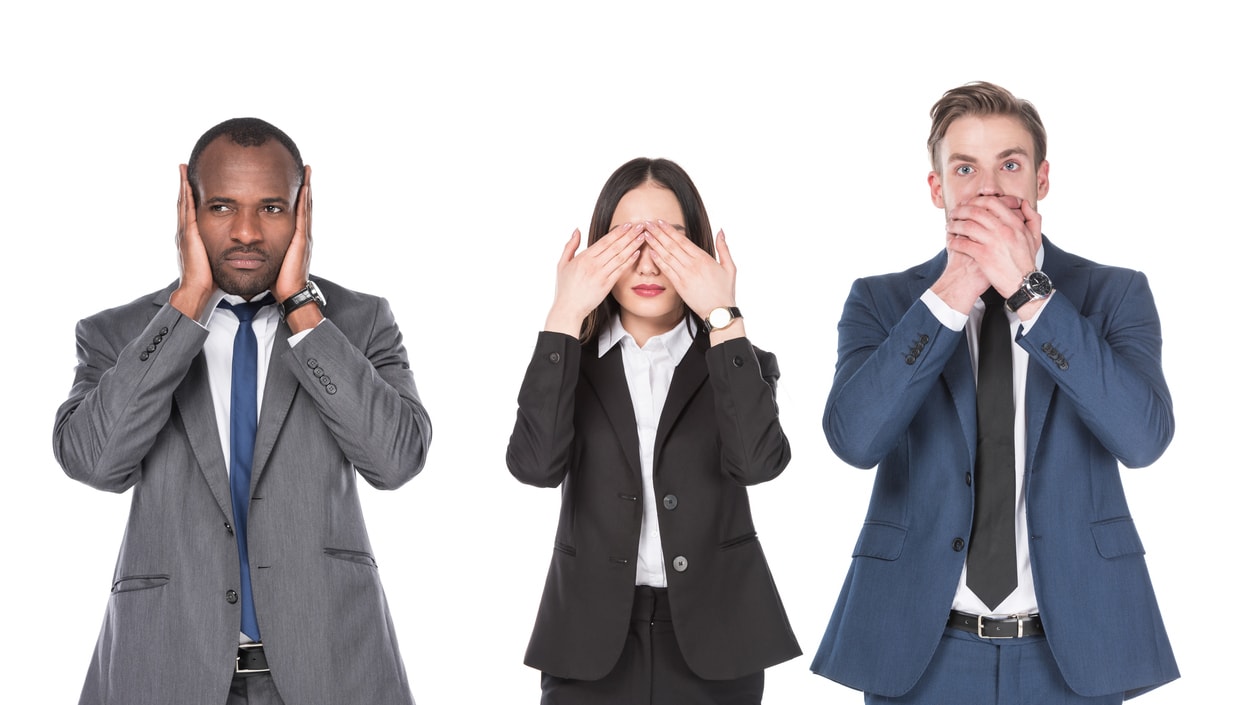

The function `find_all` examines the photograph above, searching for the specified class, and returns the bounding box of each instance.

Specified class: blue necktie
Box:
[218,296,274,641]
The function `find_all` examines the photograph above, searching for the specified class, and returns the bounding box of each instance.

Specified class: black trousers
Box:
[541,586,765,705]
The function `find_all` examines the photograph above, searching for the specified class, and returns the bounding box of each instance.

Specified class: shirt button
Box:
[952,538,965,552]
[226,589,239,604]
[662,494,678,510]
[672,556,689,572]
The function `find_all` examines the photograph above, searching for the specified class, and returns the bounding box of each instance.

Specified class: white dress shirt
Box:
[598,315,694,588]
[922,247,1051,616]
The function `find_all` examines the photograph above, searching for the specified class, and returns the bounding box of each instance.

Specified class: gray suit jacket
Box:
[53,277,431,705]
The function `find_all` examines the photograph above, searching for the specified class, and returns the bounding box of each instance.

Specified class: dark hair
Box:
[579,158,715,343]
[928,81,1047,172]
[187,117,304,205]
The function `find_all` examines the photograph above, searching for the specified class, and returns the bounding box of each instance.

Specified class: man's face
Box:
[194,137,300,298]
[928,114,1049,217]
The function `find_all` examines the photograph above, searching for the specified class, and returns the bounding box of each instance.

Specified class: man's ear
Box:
[928,171,945,209]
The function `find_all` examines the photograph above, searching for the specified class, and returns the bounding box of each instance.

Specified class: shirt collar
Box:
[598,314,694,363]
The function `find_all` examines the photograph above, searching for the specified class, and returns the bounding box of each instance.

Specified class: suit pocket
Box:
[323,547,379,568]
[718,532,759,551]
[852,522,907,561]
[1091,517,1145,559]
[111,574,170,594]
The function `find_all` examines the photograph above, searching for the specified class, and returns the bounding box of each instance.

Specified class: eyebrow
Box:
[947,147,1030,164]
[203,196,290,205]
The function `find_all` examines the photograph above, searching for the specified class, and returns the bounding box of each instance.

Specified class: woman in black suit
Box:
[506,158,800,704]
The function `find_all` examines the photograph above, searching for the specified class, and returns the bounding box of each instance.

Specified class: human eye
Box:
[207,204,230,214]
[262,205,284,214]
[1003,161,1021,172]
[955,165,974,176]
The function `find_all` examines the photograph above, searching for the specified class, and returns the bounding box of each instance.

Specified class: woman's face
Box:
[609,183,687,343]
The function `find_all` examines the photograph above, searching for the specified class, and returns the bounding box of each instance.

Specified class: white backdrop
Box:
[3,2,1245,703]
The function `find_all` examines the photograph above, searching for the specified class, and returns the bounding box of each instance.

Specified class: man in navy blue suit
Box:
[811,82,1178,703]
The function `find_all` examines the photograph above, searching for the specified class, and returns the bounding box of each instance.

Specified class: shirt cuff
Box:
[921,289,968,332]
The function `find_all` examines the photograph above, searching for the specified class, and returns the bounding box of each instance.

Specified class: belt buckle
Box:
[236,642,268,674]
[976,614,1023,639]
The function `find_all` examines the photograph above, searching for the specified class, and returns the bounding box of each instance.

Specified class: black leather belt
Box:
[948,610,1044,639]
[236,643,270,674]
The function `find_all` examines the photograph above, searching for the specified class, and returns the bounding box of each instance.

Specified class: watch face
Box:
[1026,271,1052,296]
[307,281,326,306]
[708,308,732,329]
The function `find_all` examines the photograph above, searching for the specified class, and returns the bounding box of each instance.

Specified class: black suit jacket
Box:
[507,330,801,681]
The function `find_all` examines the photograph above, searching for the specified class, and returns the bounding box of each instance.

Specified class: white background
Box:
[3,2,1246,703]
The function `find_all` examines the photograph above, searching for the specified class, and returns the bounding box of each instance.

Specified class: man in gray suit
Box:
[53,118,432,705]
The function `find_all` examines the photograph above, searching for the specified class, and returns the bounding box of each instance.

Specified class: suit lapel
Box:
[654,334,709,467]
[1024,238,1085,468]
[251,317,300,493]
[583,344,643,480]
[174,354,234,521]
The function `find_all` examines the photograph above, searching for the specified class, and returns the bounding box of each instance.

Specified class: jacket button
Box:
[313,367,325,376]
[224,522,234,535]
[548,352,561,363]
[320,375,332,385]
[732,356,744,368]
[152,335,163,344]
[146,344,156,353]
[307,358,319,368]
[140,352,150,361]
[662,494,678,510]
[965,472,972,486]
[952,538,965,551]
[920,334,929,344]
[159,327,169,335]
[226,589,239,604]
[326,384,337,395]
[672,556,688,572]
[905,355,916,365]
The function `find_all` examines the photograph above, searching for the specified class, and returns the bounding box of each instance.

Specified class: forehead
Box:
[196,136,300,199]
[939,114,1036,163]
[611,183,685,224]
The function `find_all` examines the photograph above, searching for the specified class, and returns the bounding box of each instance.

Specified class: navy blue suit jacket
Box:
[811,239,1178,698]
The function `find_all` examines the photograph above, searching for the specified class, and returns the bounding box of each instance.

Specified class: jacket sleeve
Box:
[822,277,965,469]
[283,296,432,489]
[53,304,207,492]
[505,331,582,488]
[1017,270,1173,467]
[704,337,791,485]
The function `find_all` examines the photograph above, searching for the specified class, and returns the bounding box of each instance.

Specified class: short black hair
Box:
[187,117,304,204]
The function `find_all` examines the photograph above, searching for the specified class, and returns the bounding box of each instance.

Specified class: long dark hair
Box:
[579,158,715,343]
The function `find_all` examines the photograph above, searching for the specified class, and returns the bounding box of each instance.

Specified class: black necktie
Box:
[966,288,1018,610]
[218,295,273,640]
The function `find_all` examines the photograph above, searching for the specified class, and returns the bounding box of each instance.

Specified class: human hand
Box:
[277,166,322,332]
[170,164,215,319]
[642,220,736,320]
[946,195,1041,298]
[544,223,645,337]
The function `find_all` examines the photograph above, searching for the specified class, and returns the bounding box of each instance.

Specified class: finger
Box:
[558,228,581,264]
[714,229,735,270]
[591,223,645,262]
[1020,200,1042,233]
[643,220,698,264]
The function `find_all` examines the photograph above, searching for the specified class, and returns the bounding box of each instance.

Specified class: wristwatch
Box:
[703,306,742,332]
[279,280,326,319]
[1004,271,1053,312]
